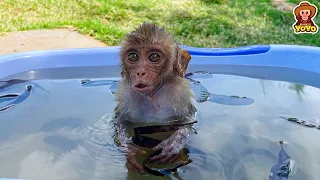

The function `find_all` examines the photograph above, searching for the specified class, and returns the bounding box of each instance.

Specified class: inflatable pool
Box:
[0,45,320,79]
[0,44,320,180]
[0,44,320,87]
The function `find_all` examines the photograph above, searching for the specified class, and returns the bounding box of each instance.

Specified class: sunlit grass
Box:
[288,0,319,5]
[0,0,319,47]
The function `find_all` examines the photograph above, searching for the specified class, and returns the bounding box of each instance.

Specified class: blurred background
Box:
[0,0,319,54]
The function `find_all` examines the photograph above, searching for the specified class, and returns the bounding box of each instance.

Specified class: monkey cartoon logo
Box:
[292,1,318,34]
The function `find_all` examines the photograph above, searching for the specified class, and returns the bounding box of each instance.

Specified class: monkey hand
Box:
[121,143,147,174]
[149,128,190,164]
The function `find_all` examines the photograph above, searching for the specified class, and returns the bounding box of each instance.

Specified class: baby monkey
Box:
[113,22,197,173]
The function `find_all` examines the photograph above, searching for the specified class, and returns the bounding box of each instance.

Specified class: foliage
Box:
[0,0,319,47]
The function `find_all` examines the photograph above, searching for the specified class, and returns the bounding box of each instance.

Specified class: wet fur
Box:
[115,75,195,122]
[115,22,195,123]
[113,23,197,165]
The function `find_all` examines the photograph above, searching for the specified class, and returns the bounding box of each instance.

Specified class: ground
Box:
[0,0,319,56]
[0,28,107,55]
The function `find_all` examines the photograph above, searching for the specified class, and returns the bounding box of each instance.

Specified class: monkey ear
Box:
[174,49,192,78]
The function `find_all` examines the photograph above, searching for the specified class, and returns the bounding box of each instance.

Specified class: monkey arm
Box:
[113,119,147,173]
[147,123,197,163]
[113,120,132,152]
[113,119,147,154]
[113,107,133,151]
[152,123,197,155]
[113,121,128,147]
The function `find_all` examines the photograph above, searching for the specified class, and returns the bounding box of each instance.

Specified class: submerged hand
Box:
[122,144,147,173]
[148,137,183,164]
[149,127,192,164]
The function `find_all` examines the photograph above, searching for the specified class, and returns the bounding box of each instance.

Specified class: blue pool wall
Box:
[0,45,320,180]
[0,44,320,80]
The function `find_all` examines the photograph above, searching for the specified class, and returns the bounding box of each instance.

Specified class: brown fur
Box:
[115,75,195,122]
[113,23,197,172]
[115,22,195,122]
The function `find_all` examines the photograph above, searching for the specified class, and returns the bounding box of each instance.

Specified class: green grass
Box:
[0,0,319,47]
[288,0,319,5]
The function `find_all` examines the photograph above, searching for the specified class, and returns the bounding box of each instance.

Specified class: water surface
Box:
[0,68,320,180]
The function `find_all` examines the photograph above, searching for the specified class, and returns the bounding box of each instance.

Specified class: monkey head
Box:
[300,9,311,21]
[294,2,317,22]
[119,22,191,96]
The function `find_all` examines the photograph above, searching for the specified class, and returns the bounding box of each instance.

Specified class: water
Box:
[0,67,320,180]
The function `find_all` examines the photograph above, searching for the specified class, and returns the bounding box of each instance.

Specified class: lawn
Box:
[0,0,319,48]
[288,0,319,5]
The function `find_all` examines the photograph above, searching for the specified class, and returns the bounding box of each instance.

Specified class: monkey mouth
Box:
[134,83,153,93]
[135,83,148,89]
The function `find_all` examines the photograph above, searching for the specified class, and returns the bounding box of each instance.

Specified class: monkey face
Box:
[119,23,191,96]
[122,45,172,95]
[300,10,311,20]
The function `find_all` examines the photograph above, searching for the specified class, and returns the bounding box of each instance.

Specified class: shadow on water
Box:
[288,84,305,102]
[259,80,267,96]
[259,79,306,102]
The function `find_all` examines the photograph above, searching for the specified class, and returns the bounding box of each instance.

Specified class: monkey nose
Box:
[137,72,146,77]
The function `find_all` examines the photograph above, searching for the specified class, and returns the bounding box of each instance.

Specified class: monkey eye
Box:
[128,53,139,61]
[149,53,160,62]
